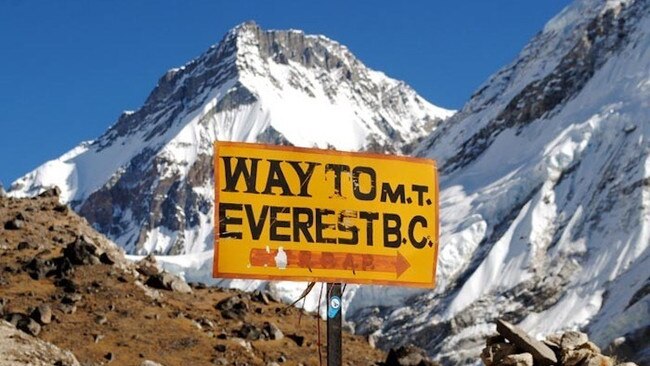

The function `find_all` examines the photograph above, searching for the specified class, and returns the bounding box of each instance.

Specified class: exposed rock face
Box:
[0,320,80,366]
[9,22,453,256]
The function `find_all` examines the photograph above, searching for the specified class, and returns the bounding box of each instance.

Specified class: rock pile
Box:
[481,320,638,366]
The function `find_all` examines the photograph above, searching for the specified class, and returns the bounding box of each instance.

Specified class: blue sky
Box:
[0,0,571,186]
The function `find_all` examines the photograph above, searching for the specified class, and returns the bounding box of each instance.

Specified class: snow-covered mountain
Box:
[9,21,453,255]
[9,0,650,364]
[358,0,649,364]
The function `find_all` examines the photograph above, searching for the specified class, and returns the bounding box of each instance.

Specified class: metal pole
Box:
[327,282,342,366]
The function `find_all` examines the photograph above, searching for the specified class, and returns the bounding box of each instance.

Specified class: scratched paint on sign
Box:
[213,141,439,288]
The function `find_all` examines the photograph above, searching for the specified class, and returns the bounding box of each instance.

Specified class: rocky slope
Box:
[9,21,453,256]
[354,0,649,364]
[0,192,389,365]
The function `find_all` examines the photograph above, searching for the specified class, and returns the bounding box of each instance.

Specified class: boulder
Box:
[17,317,41,336]
[30,304,52,325]
[561,331,589,350]
[562,349,593,366]
[0,319,80,365]
[496,319,558,366]
[24,258,55,280]
[99,252,116,265]
[237,323,262,340]
[4,218,24,230]
[63,237,99,265]
[17,241,36,250]
[500,353,533,366]
[251,290,270,305]
[145,272,191,294]
[215,295,249,320]
[262,321,284,340]
[136,254,160,277]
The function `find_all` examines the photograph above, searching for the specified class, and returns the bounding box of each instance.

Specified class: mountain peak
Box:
[10,22,452,255]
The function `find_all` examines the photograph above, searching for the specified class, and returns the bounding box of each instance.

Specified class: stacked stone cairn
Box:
[481,320,638,366]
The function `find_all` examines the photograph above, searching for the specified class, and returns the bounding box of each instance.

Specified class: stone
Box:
[481,342,517,366]
[385,344,437,366]
[0,319,80,365]
[136,254,160,277]
[53,204,68,214]
[4,218,24,230]
[104,352,115,362]
[500,353,534,366]
[63,238,98,265]
[24,258,55,280]
[237,323,262,340]
[496,319,557,366]
[16,317,41,336]
[145,272,192,294]
[262,321,284,340]
[215,295,248,320]
[561,331,589,350]
[233,338,252,351]
[5,313,26,327]
[30,304,52,325]
[95,314,108,325]
[17,241,34,250]
[214,344,226,352]
[140,361,164,366]
[287,334,304,347]
[61,293,82,304]
[252,290,270,305]
[99,252,116,265]
[169,278,192,294]
[562,349,593,366]
[57,304,77,315]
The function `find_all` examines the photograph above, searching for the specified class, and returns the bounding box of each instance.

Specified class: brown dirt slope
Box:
[0,192,385,366]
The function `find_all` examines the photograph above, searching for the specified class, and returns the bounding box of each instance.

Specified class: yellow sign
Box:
[213,142,439,288]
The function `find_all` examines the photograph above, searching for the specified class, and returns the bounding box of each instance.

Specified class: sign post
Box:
[212,141,440,363]
[327,283,342,366]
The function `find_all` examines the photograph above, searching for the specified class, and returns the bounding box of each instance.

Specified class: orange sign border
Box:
[212,141,439,288]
